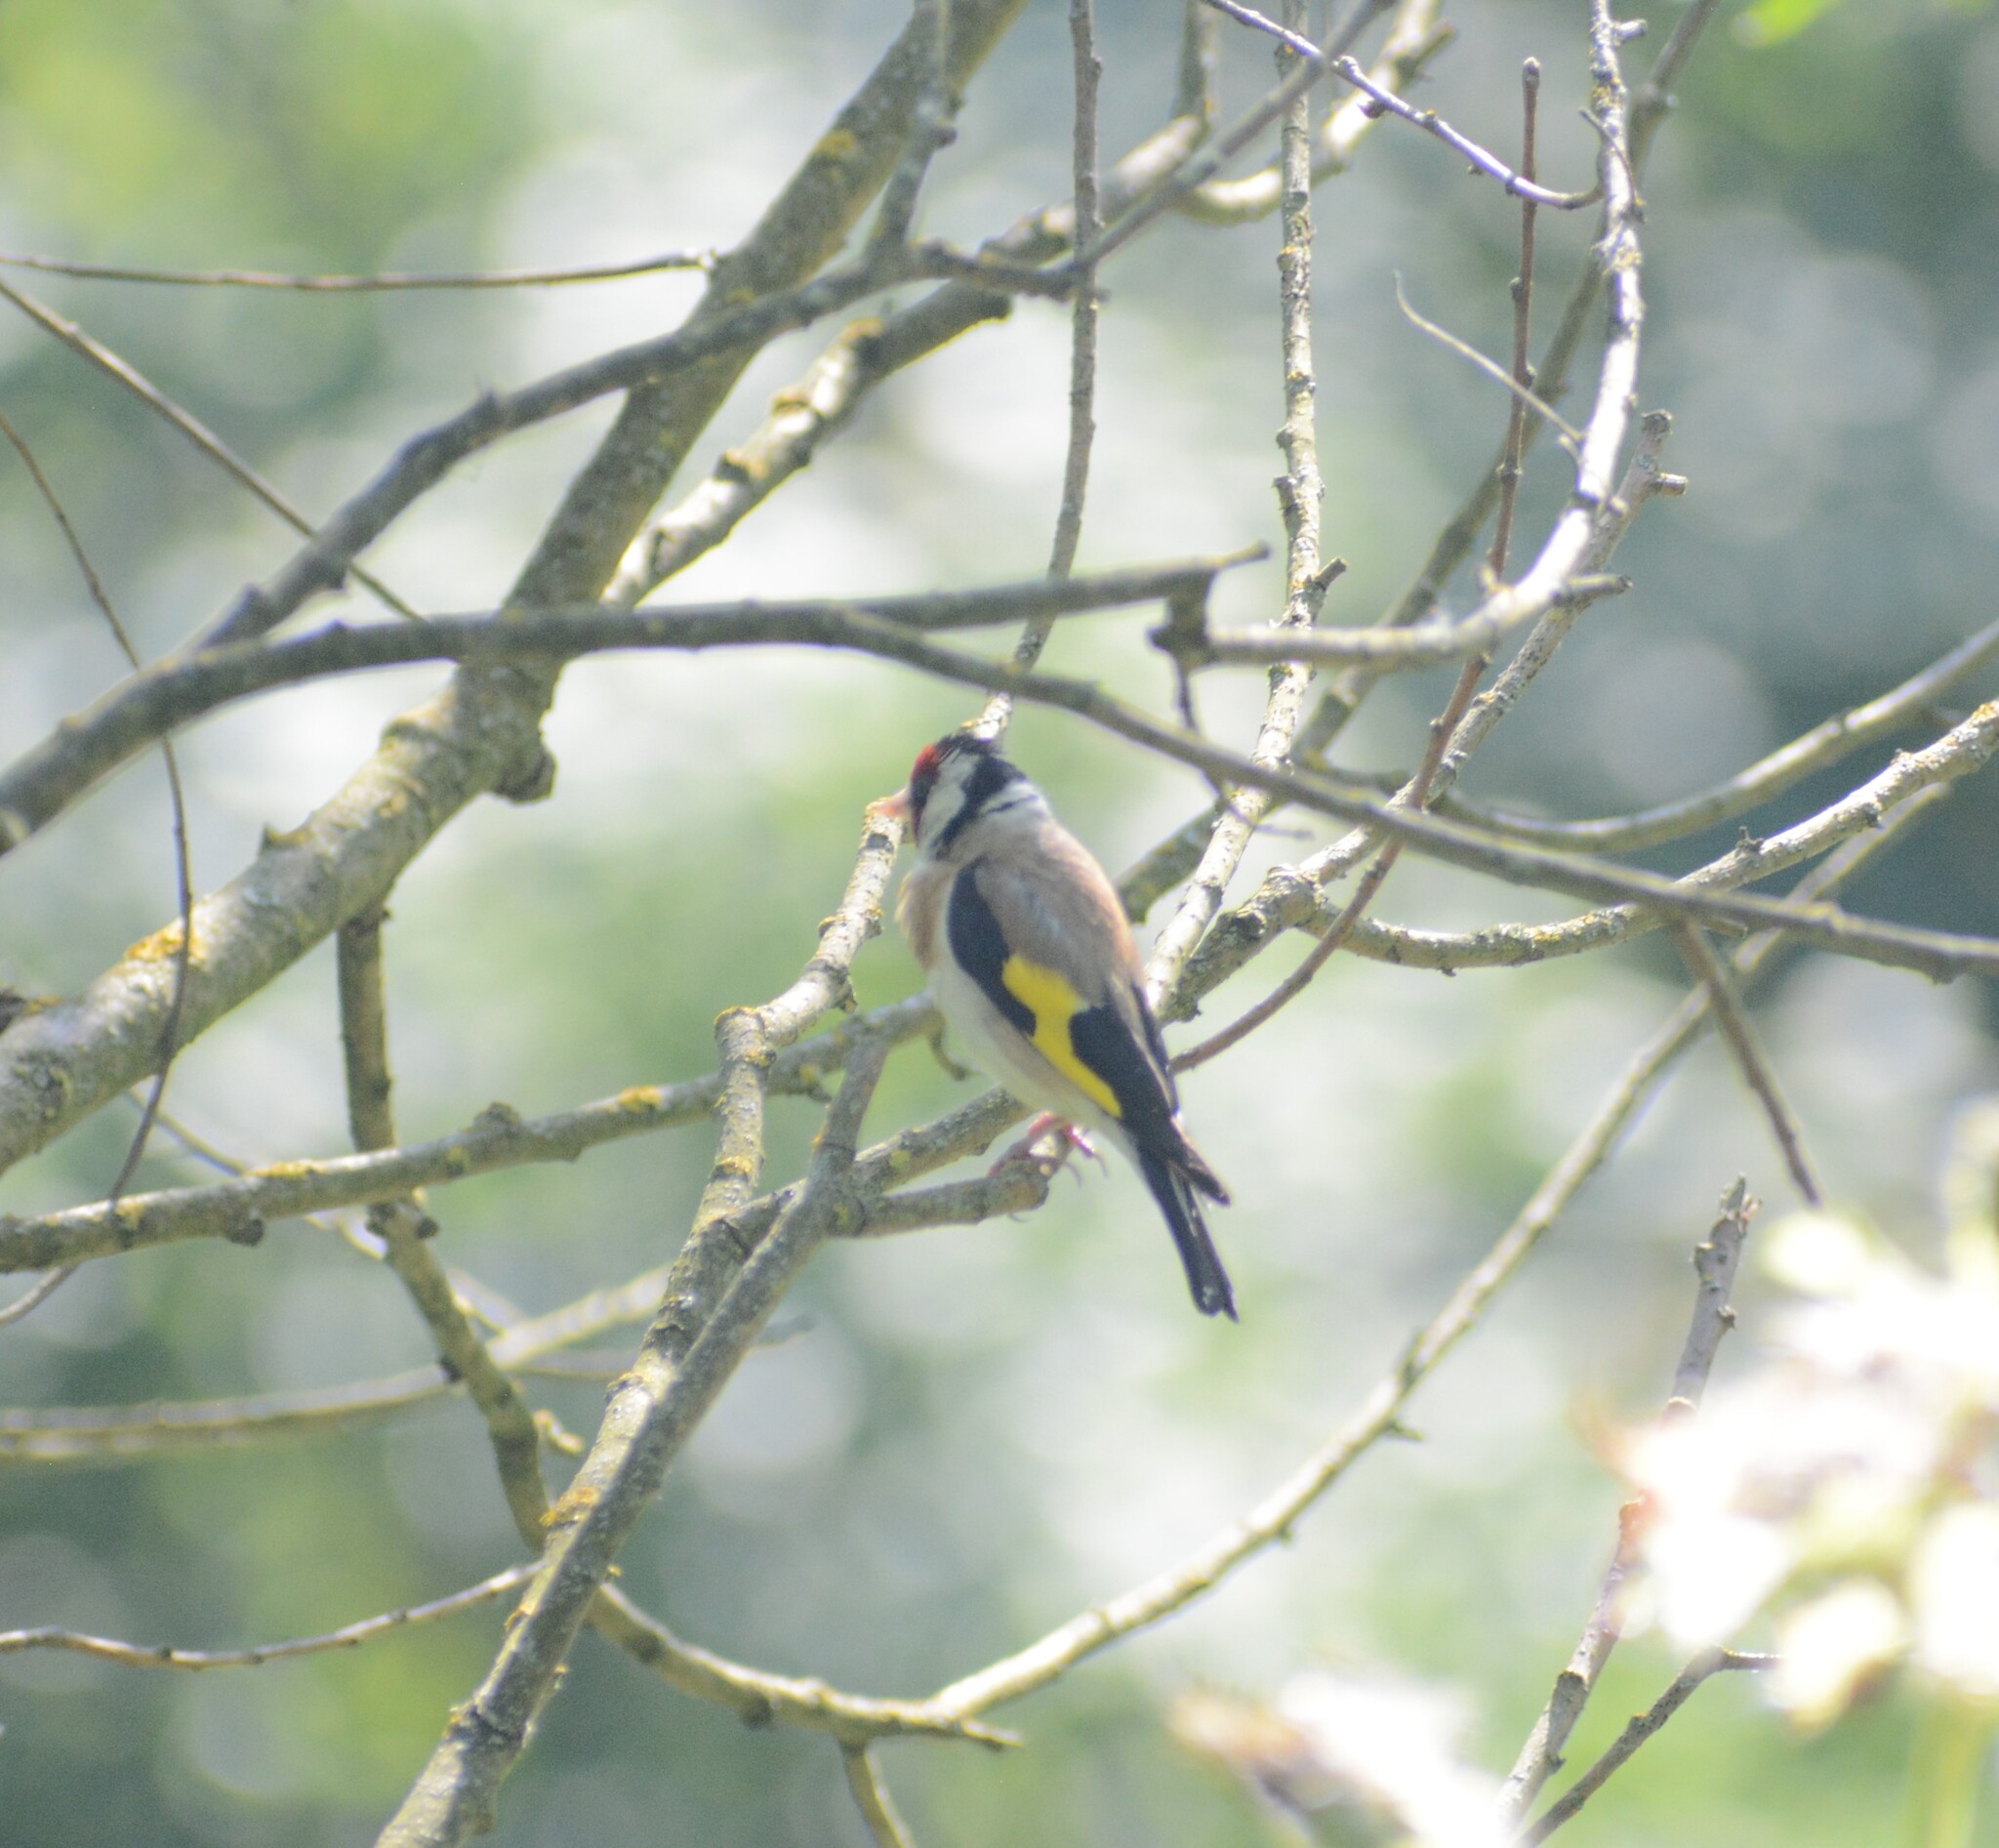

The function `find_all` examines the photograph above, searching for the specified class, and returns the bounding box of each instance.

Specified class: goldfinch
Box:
[882,731,1236,1320]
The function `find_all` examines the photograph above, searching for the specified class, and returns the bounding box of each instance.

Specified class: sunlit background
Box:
[3,1,1997,1842]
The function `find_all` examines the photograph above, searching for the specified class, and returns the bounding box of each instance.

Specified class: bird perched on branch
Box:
[880,730,1236,1319]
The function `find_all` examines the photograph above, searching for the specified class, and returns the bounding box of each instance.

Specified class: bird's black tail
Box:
[1137,1148,1238,1320]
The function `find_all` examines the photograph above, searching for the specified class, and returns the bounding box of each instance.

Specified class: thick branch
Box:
[0,558,1244,854]
[379,1038,890,1845]
[0,996,934,1271]
[0,0,1030,1222]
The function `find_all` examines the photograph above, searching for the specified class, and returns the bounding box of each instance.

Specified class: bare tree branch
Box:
[1330,52,1597,207]
[1502,1180,1760,1825]
[978,0,1105,741]
[0,276,423,622]
[380,1030,892,1844]
[0,250,717,289]
[1180,0,1448,223]
[0,1567,537,1670]
[844,1745,921,1848]
[1173,695,1999,991]
[1522,1649,1775,1843]
[336,907,550,1543]
[1491,57,1542,581]
[0,559,1245,852]
[1147,0,1330,1005]
[1441,608,1999,851]
[0,408,197,1322]
[1673,927,1825,1206]
[1292,0,1721,763]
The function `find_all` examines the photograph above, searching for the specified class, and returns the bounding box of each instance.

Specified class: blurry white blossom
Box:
[1625,1105,1999,1728]
[1172,1670,1503,1847]
[1769,1580,1905,1728]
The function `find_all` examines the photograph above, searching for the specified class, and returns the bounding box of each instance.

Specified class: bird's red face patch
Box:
[905,743,946,842]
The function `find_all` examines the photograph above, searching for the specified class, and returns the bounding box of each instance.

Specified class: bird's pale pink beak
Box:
[877,787,912,829]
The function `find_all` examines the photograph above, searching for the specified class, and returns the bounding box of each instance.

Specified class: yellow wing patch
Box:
[1000,957,1122,1119]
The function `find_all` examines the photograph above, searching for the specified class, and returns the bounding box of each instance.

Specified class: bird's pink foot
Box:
[990,1113,1102,1176]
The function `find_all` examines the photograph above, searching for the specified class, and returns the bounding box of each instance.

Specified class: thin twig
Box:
[1521,1648,1773,1843]
[1665,1177,1756,1421]
[979,0,1102,737]
[1490,60,1542,581]
[1165,35,1649,686]
[843,1745,920,1848]
[1171,569,1626,670]
[1,1367,455,1462]
[1147,0,1326,1005]
[335,908,551,1546]
[1183,0,1447,224]
[1174,647,1482,1071]
[1500,1178,1760,1824]
[0,277,422,623]
[1330,54,1598,209]
[1072,5,1337,270]
[0,250,716,289]
[1629,0,1724,168]
[0,1566,538,1669]
[867,0,958,256]
[1294,0,1721,761]
[1048,0,1102,592]
[1673,926,1825,1206]
[1176,0,1221,121]
[1394,275,1582,447]
[0,407,196,1325]
[1289,262,1597,759]
[0,1268,77,1331]
[1437,606,1999,851]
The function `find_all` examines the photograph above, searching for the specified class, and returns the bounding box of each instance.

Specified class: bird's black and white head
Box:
[888,731,1050,862]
